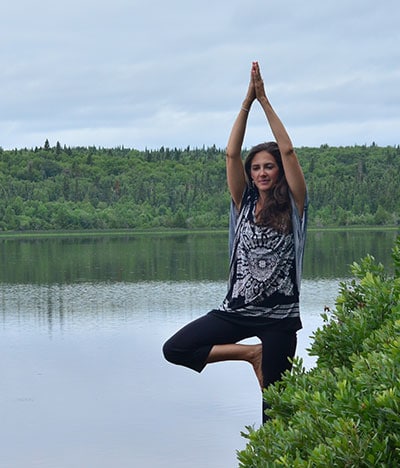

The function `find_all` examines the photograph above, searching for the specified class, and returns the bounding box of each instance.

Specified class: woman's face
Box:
[250,150,280,193]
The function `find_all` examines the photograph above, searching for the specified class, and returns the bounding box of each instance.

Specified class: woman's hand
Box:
[244,65,256,106]
[252,61,267,101]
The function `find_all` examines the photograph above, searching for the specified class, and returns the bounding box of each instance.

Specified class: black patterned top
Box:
[220,188,300,319]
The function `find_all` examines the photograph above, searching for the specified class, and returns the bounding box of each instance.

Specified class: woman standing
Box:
[163,61,307,423]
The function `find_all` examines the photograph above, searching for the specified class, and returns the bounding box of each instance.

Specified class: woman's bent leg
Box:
[206,342,263,389]
[162,312,252,373]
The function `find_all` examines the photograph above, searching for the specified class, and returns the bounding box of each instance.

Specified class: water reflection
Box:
[1,230,398,284]
[1,281,226,333]
[0,233,229,284]
[304,229,398,277]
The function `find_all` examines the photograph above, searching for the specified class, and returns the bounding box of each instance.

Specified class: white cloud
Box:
[1,0,399,150]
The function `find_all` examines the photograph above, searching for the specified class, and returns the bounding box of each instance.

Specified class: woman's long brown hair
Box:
[244,142,292,233]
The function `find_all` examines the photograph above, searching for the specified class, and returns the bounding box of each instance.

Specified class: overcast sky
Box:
[1,0,399,150]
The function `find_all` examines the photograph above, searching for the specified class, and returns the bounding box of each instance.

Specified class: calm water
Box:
[0,230,398,468]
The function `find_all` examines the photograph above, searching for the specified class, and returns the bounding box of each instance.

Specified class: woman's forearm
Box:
[226,104,251,159]
[258,96,294,156]
[226,99,253,207]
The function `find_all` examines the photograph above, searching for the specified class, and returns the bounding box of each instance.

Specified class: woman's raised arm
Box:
[253,62,306,215]
[226,68,256,210]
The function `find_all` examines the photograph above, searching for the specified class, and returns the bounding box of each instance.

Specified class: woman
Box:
[163,61,307,423]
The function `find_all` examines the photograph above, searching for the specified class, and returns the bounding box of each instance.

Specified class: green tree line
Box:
[0,141,399,231]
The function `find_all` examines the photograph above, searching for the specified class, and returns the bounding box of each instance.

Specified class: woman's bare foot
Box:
[250,343,263,390]
[206,342,264,390]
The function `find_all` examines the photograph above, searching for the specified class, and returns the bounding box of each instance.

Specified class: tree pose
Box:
[163,61,307,423]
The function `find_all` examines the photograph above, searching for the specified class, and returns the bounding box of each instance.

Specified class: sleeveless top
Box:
[220,186,308,319]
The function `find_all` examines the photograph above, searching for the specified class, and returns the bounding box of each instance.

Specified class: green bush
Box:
[238,236,400,467]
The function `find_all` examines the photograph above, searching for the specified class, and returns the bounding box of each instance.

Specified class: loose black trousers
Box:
[163,310,298,423]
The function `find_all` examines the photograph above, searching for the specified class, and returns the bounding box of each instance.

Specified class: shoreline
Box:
[0,225,399,240]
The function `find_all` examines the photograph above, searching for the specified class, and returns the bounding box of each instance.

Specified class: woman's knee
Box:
[162,335,209,372]
[162,337,179,364]
[162,334,193,367]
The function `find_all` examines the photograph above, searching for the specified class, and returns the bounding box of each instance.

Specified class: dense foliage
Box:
[238,236,400,467]
[0,141,399,231]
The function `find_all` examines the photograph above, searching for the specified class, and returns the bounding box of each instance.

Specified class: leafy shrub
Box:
[238,236,400,467]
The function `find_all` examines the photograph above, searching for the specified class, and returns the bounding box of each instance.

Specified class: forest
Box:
[0,141,399,231]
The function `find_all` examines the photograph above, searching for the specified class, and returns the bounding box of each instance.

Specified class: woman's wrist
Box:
[257,95,269,106]
[241,99,253,113]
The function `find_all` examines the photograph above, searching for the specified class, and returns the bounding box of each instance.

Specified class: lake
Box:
[0,229,398,468]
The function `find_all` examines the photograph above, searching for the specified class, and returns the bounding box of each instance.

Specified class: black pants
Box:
[162,311,297,423]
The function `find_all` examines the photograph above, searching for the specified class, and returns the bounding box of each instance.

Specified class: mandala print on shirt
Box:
[231,221,295,305]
